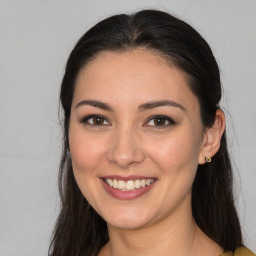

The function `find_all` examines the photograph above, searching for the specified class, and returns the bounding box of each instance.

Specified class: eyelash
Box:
[79,114,111,126]
[79,114,176,128]
[143,115,176,128]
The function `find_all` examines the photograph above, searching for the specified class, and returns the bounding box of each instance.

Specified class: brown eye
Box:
[153,117,167,126]
[92,116,105,125]
[80,115,110,126]
[145,115,176,128]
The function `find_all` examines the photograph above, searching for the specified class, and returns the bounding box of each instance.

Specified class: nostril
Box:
[107,130,146,168]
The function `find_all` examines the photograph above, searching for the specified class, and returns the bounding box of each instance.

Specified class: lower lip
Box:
[100,179,156,200]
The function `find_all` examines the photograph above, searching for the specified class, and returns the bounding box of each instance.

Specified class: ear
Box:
[198,109,226,164]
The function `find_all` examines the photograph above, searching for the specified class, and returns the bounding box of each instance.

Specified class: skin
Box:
[69,49,225,256]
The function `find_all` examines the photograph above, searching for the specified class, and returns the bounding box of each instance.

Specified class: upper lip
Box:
[101,175,157,181]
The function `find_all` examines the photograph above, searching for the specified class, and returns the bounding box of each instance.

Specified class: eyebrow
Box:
[75,99,185,112]
[138,100,186,112]
[75,100,114,111]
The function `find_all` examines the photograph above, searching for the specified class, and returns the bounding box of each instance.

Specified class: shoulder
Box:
[220,247,256,256]
[234,247,256,256]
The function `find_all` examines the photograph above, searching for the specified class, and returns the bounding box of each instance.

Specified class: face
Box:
[69,49,206,230]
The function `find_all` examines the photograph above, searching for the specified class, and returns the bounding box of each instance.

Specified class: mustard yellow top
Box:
[220,247,255,256]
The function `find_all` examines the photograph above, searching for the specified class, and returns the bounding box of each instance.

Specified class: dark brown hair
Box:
[49,9,243,256]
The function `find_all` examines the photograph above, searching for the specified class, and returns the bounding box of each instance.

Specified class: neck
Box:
[100,200,223,256]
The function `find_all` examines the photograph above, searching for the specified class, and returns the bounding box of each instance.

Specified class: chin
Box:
[107,219,148,230]
[102,209,151,230]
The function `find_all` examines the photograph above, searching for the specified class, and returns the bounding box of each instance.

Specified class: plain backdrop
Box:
[0,1,255,255]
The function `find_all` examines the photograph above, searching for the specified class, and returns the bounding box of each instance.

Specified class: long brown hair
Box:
[49,9,243,256]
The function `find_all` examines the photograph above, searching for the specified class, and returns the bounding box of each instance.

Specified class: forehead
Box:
[73,49,198,110]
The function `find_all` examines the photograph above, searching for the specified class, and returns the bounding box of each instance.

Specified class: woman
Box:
[49,9,255,256]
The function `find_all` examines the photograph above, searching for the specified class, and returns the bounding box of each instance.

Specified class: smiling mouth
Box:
[103,178,155,191]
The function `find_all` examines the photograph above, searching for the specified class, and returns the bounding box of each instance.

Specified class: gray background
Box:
[0,1,255,255]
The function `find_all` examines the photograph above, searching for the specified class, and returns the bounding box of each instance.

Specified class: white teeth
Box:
[107,179,112,187]
[134,179,141,188]
[126,180,135,190]
[145,179,151,185]
[113,179,118,188]
[105,178,154,191]
[118,180,126,190]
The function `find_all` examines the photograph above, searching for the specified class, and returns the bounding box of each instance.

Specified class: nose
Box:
[107,127,146,169]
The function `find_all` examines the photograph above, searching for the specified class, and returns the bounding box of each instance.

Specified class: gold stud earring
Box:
[205,156,212,163]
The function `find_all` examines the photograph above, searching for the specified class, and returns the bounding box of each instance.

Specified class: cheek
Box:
[68,124,108,174]
[68,126,110,207]
[146,130,202,209]
[146,129,202,174]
